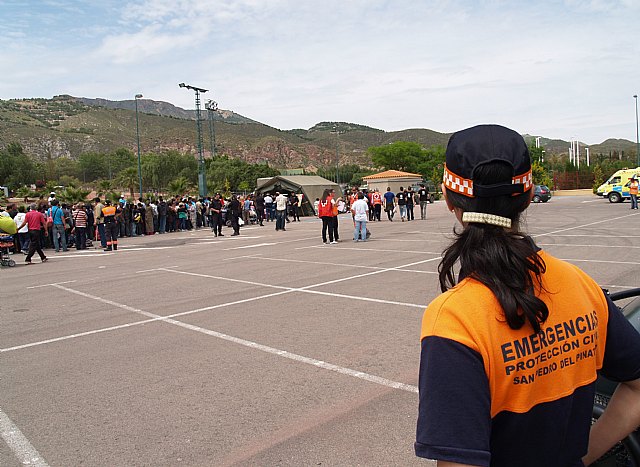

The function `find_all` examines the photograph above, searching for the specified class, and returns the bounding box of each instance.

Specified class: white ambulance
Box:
[596,167,640,203]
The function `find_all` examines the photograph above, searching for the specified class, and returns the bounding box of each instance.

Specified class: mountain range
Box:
[0,95,635,170]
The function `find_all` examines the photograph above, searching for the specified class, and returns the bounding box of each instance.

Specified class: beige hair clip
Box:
[461,211,512,228]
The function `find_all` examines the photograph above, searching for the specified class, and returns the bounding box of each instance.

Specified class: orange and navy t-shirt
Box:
[415,250,640,467]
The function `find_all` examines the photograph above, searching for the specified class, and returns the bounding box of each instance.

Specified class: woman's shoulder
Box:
[421,278,505,350]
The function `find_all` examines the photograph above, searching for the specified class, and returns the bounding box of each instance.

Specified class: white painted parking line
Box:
[223,253,263,261]
[539,243,640,249]
[541,234,640,238]
[223,242,276,250]
[240,255,437,274]
[560,258,640,265]
[24,286,417,395]
[0,406,49,466]
[295,245,440,255]
[532,212,638,237]
[27,280,77,289]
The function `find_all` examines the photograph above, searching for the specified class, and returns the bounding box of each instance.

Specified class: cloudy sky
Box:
[1,0,638,144]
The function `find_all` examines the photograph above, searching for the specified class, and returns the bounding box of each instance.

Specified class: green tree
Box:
[531,160,551,187]
[206,156,278,193]
[0,143,37,188]
[415,145,446,183]
[592,165,605,193]
[78,152,108,181]
[368,141,425,172]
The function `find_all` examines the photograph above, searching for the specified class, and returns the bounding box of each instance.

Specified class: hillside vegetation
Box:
[0,96,635,172]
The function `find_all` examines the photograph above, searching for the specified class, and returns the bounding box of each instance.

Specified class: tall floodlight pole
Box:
[135,94,143,199]
[179,83,208,198]
[205,100,218,158]
[634,95,639,167]
[332,124,340,185]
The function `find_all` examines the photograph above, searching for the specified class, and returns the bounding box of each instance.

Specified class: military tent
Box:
[255,175,342,216]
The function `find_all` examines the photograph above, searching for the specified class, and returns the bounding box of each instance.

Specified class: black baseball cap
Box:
[443,124,532,198]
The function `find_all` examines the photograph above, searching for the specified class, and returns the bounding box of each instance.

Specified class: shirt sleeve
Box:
[600,294,640,382]
[415,335,492,466]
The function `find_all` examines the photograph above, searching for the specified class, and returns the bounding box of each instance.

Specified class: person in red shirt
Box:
[17,204,48,264]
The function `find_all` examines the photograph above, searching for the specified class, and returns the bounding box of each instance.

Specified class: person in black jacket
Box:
[254,193,265,226]
[209,193,224,236]
[228,195,241,236]
[157,197,168,233]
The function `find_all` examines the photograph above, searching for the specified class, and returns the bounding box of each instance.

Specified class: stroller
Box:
[0,233,16,267]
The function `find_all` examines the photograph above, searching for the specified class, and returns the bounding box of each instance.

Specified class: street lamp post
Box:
[634,95,639,167]
[205,100,218,158]
[179,83,208,198]
[134,94,143,199]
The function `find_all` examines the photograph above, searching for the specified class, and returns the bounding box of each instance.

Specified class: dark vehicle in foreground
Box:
[593,288,640,466]
[533,185,552,203]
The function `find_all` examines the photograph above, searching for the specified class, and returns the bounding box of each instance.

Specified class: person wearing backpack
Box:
[48,199,68,252]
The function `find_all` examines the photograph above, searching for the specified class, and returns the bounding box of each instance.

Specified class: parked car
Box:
[533,185,552,203]
[592,288,640,466]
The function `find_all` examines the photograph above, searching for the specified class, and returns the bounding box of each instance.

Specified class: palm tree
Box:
[168,176,191,197]
[117,167,139,200]
[59,187,91,204]
[96,179,112,195]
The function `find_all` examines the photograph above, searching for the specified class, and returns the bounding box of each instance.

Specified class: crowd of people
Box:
[0,182,436,262]
[0,189,313,263]
[314,183,432,244]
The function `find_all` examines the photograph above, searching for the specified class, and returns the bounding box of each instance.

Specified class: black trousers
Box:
[406,204,414,221]
[105,222,119,248]
[211,212,223,234]
[231,214,240,234]
[25,230,46,261]
[321,216,334,243]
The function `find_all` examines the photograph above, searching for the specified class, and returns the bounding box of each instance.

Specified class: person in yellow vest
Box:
[629,175,638,210]
[101,200,122,251]
[415,124,640,466]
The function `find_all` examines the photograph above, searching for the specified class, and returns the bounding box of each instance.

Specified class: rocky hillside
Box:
[0,95,635,170]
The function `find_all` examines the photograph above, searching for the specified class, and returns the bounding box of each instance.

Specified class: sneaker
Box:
[25,260,32,265]
[330,241,338,244]
[41,258,48,263]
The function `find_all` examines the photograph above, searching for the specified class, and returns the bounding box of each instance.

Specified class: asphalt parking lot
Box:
[1,195,638,466]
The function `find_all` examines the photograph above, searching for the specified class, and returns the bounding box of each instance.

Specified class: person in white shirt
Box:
[264,194,274,222]
[275,192,287,231]
[13,205,30,253]
[351,192,369,242]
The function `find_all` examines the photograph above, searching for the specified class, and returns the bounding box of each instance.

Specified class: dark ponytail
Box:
[438,162,548,333]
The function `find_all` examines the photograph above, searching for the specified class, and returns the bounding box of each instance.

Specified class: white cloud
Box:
[1,0,639,143]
